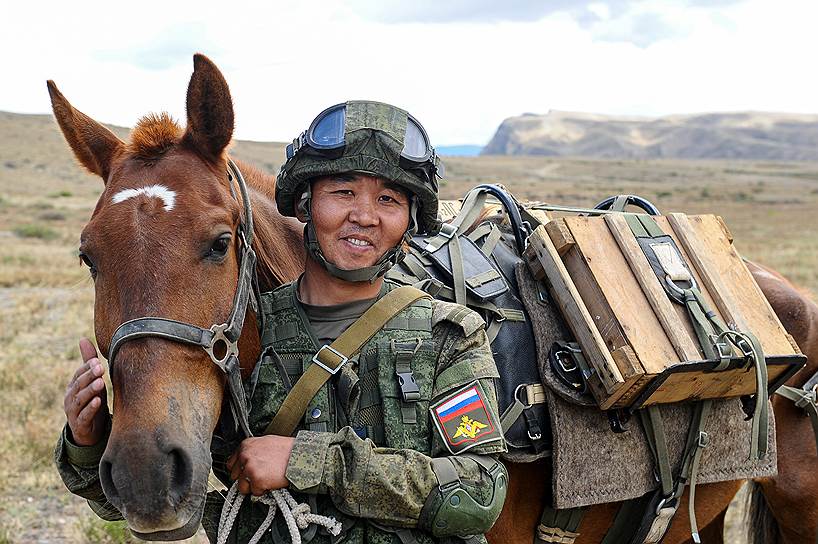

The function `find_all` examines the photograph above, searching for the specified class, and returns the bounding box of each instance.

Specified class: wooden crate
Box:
[524,213,805,410]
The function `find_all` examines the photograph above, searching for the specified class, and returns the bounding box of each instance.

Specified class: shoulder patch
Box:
[432,300,485,337]
[430,381,503,454]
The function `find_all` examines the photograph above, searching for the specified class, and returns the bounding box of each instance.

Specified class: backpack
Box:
[387,184,551,460]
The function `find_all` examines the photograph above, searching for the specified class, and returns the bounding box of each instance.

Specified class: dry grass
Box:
[1,111,816,542]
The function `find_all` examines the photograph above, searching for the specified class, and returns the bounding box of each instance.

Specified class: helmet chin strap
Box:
[303,221,407,283]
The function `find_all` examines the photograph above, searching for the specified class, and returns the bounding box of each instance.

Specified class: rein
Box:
[107,159,258,438]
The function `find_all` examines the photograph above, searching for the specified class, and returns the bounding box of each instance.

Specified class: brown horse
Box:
[49,54,817,543]
[49,55,302,539]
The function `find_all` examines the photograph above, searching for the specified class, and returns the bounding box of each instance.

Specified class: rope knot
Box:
[218,482,341,544]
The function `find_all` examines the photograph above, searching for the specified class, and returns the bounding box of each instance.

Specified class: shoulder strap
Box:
[263,285,431,436]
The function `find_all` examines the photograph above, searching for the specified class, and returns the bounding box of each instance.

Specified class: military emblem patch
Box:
[431,381,502,454]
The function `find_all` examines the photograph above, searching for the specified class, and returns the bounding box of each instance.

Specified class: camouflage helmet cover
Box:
[276,101,442,235]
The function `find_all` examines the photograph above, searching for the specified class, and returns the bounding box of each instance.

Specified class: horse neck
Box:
[232,158,305,378]
[234,159,305,291]
[751,261,818,387]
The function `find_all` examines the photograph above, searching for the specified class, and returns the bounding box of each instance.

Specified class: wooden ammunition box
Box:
[524,213,805,410]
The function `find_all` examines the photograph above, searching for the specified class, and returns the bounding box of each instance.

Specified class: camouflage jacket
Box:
[54,280,507,543]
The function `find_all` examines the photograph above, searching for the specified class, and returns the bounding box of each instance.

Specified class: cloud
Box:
[348,0,744,47]
[94,23,221,70]
[346,0,577,23]
[590,10,686,47]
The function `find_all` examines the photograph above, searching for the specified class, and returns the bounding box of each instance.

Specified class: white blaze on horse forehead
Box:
[111,184,177,211]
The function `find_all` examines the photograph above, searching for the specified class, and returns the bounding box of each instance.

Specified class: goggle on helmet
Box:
[286,101,444,186]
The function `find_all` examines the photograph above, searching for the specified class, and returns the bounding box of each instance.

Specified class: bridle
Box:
[106,160,258,437]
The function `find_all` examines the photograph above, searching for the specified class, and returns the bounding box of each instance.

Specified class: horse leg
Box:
[754,397,818,544]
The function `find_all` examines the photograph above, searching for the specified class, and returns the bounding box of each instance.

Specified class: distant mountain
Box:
[437,145,482,157]
[482,110,818,160]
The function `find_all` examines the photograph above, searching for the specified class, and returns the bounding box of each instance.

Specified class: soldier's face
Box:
[307,174,410,271]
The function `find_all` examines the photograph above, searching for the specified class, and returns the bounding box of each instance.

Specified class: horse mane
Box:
[234,161,305,290]
[127,113,183,162]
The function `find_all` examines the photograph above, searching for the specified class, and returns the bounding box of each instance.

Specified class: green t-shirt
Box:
[295,280,387,346]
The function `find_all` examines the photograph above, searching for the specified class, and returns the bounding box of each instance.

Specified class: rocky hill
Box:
[482,110,818,160]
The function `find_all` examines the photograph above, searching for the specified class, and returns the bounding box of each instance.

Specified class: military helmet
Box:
[276,100,444,235]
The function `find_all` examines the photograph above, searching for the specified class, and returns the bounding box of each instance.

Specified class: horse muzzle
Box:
[99,427,210,539]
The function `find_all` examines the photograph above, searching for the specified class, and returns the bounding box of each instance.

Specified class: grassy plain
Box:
[1,111,817,542]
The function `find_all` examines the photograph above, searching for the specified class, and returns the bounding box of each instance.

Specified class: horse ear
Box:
[181,54,234,163]
[47,80,124,183]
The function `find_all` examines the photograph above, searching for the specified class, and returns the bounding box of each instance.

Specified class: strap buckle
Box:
[525,383,547,405]
[736,338,756,360]
[713,340,733,361]
[438,222,456,239]
[424,223,457,253]
[312,345,348,375]
[396,372,421,402]
[205,323,239,367]
[392,338,422,402]
[655,495,679,515]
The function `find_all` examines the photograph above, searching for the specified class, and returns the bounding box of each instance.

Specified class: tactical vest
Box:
[246,280,441,544]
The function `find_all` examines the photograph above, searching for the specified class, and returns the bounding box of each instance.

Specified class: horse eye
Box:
[209,235,231,258]
[78,252,97,277]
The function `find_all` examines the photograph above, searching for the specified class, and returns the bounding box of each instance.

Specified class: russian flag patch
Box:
[430,381,502,454]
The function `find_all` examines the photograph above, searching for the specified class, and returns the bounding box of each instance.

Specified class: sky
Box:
[2,0,818,146]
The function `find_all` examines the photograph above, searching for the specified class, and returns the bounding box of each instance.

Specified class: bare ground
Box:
[1,112,816,542]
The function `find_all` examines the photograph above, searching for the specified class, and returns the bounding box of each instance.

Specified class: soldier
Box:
[56,100,508,543]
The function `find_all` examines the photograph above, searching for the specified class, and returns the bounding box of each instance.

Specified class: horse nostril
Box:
[168,447,193,505]
[99,459,120,503]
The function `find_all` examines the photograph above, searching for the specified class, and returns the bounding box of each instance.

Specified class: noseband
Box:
[106,160,258,437]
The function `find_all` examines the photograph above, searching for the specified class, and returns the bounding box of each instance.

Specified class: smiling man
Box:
[217,101,509,543]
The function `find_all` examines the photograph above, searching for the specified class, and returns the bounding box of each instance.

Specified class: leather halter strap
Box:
[106,159,258,438]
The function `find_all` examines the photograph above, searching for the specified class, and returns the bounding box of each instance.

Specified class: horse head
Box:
[49,54,272,539]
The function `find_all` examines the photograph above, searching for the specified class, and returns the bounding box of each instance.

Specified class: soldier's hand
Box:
[64,337,110,446]
[226,435,295,496]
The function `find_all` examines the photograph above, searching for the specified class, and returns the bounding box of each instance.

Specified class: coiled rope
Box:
[217,481,342,544]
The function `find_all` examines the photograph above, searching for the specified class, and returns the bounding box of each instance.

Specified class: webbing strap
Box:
[636,401,713,544]
[423,189,489,254]
[486,318,502,344]
[639,406,674,498]
[624,213,665,238]
[430,457,461,488]
[776,383,818,454]
[680,400,712,544]
[500,398,526,431]
[449,236,467,306]
[481,227,504,257]
[536,506,585,544]
[465,222,495,245]
[402,252,431,282]
[264,286,431,436]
